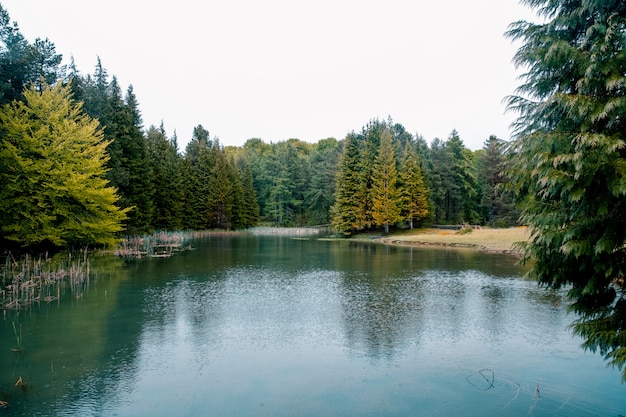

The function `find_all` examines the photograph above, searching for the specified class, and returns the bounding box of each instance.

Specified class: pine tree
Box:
[0,6,64,104]
[505,0,626,380]
[0,83,128,248]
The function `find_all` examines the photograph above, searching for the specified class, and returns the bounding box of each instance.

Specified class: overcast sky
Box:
[2,0,537,151]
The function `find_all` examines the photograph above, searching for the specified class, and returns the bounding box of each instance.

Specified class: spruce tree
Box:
[146,124,184,230]
[331,133,367,235]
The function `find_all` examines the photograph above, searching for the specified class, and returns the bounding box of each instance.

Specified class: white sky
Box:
[2,0,537,151]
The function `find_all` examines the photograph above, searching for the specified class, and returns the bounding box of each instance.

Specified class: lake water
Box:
[1,236,624,416]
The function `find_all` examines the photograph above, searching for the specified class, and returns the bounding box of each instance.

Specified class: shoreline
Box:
[368,227,530,256]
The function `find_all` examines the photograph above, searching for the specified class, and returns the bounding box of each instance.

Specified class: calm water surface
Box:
[1,236,624,416]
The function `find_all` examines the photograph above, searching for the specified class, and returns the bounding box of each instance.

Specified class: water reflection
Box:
[0,236,623,417]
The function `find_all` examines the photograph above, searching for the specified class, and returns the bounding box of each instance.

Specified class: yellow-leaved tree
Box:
[0,83,129,248]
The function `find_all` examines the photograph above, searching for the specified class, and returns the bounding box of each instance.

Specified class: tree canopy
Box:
[0,2,520,251]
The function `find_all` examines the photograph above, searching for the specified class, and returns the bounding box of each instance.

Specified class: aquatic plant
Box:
[11,321,22,352]
[0,250,90,310]
[249,226,330,237]
[114,230,194,258]
[113,230,245,258]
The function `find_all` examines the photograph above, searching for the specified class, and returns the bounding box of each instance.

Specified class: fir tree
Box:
[331,133,366,235]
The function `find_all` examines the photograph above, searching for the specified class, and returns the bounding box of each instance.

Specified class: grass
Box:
[377,226,530,254]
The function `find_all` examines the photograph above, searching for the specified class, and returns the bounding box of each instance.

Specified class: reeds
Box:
[114,227,330,259]
[249,226,330,237]
[114,230,195,258]
[0,250,90,310]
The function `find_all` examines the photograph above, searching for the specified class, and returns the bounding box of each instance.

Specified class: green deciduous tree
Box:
[0,83,128,248]
[505,0,626,380]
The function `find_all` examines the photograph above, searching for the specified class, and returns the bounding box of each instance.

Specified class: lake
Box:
[1,235,624,416]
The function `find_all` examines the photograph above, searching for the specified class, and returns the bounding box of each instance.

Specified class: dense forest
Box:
[0,4,519,250]
[0,0,624,380]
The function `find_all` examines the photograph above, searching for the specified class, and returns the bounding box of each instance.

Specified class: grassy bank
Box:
[377,227,530,255]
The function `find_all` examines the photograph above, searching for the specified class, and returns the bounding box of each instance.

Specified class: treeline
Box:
[0,4,519,250]
[0,5,259,250]
[234,119,519,234]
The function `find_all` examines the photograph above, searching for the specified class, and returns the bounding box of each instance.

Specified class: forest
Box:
[0,0,624,380]
[0,4,519,250]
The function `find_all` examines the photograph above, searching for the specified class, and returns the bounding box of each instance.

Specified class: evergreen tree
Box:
[242,138,272,221]
[0,6,64,104]
[358,120,387,228]
[121,85,154,233]
[430,131,478,224]
[146,124,184,230]
[505,0,626,380]
[331,133,367,235]
[477,135,519,227]
[0,84,128,248]
[206,147,234,229]
[238,161,260,228]
[182,125,213,229]
[429,137,455,223]
[227,153,259,230]
[371,129,402,233]
[264,140,309,226]
[305,138,338,225]
[399,144,429,229]
[445,130,478,223]
[413,133,437,222]
[80,57,110,121]
[29,38,64,91]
